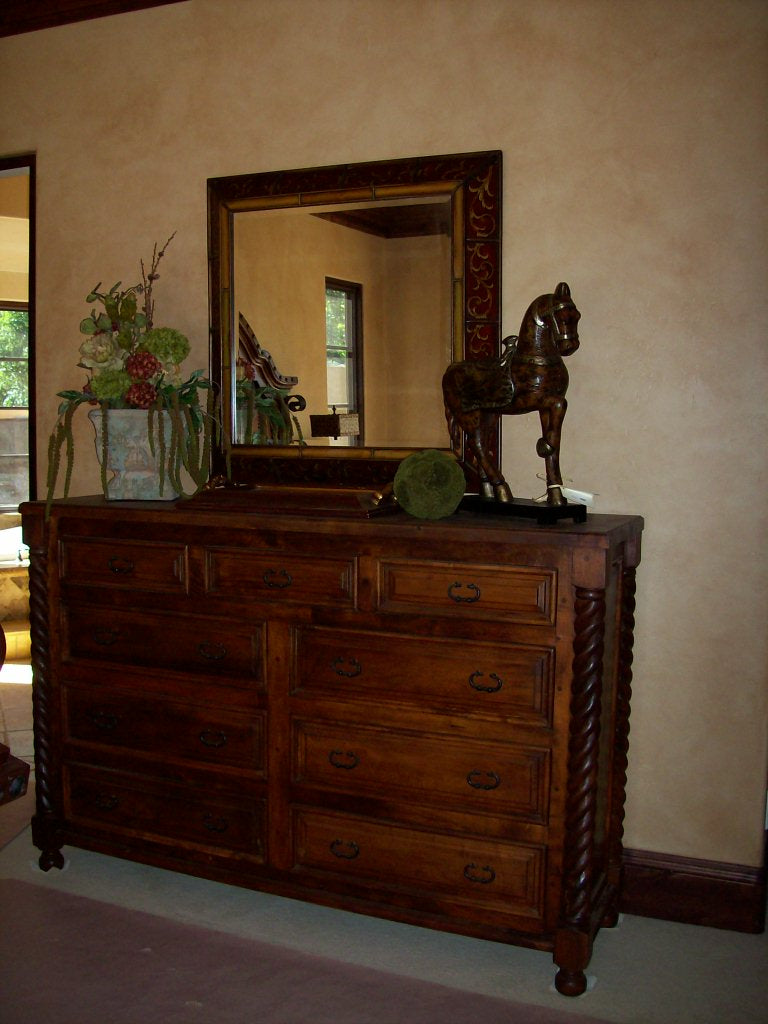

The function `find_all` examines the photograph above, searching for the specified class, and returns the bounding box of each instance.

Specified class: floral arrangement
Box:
[46,234,218,505]
[234,358,305,446]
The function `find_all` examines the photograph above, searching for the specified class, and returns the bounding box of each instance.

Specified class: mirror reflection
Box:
[233,197,452,449]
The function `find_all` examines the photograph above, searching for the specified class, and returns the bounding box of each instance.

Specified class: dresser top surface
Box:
[23,493,643,553]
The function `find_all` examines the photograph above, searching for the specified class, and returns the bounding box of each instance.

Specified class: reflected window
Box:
[0,304,29,510]
[325,278,362,447]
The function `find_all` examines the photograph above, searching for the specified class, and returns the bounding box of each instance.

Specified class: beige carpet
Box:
[0,878,613,1024]
[1,827,766,1024]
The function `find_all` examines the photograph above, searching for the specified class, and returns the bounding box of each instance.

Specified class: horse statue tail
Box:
[442,367,464,463]
[446,404,464,463]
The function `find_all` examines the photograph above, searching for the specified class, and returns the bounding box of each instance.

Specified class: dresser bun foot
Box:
[601,905,620,928]
[554,967,587,997]
[38,848,65,872]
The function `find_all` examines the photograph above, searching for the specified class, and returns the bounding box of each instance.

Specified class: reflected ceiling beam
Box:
[0,1,187,37]
[314,203,451,239]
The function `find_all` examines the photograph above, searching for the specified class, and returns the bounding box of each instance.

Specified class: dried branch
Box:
[140,231,176,329]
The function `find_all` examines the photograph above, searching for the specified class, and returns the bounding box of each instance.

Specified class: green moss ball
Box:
[394,449,466,519]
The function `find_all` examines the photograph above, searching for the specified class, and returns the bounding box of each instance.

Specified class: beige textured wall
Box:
[0,0,766,866]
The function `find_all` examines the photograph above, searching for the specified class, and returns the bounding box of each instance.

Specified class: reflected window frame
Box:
[325,277,363,447]
[0,153,35,512]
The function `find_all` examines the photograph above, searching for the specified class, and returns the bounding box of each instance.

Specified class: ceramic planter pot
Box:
[88,408,179,501]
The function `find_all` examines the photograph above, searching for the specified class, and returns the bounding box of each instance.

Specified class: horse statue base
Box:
[460,494,587,525]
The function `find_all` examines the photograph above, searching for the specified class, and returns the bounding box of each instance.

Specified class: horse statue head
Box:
[526,281,580,356]
[442,281,581,505]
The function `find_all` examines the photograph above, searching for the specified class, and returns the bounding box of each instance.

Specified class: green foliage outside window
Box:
[0,308,28,408]
[325,288,348,366]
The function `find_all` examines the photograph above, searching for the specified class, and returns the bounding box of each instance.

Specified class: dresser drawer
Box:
[378,559,556,625]
[63,605,263,682]
[293,719,550,824]
[65,763,265,856]
[64,687,265,775]
[59,536,187,593]
[294,626,555,726]
[293,808,545,921]
[204,547,357,609]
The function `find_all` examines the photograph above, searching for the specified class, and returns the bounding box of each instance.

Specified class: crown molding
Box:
[0,1,186,38]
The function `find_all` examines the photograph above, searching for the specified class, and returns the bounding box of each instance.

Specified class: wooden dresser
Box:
[22,496,642,996]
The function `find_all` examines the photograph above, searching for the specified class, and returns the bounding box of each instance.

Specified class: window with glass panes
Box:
[324,279,362,446]
[0,304,29,510]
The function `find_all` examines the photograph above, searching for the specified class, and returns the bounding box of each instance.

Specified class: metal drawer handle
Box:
[331,656,362,678]
[467,770,501,791]
[464,863,496,884]
[93,793,119,811]
[202,814,229,833]
[87,709,119,731]
[329,749,360,770]
[93,628,120,646]
[199,729,227,749]
[107,557,134,575]
[468,670,503,693]
[330,838,360,860]
[197,641,227,661]
[448,581,481,604]
[262,568,293,589]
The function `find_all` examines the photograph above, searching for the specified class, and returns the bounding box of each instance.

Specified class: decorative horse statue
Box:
[442,282,580,505]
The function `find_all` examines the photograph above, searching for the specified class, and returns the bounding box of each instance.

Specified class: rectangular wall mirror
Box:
[207,151,502,490]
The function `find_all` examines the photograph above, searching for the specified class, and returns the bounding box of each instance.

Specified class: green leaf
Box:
[119,293,137,320]
[56,392,89,415]
[96,312,113,331]
[79,317,98,334]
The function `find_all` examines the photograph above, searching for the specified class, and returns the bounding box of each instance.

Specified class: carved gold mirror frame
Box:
[208,150,502,490]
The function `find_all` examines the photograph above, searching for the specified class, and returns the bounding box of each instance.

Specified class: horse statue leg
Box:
[470,412,513,503]
[443,368,513,503]
[536,398,567,505]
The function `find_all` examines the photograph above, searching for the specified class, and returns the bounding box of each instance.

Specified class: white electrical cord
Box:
[533,474,597,506]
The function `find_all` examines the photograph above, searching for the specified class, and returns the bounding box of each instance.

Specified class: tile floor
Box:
[0,659,34,848]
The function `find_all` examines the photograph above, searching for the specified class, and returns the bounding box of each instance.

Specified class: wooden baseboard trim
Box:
[621,840,767,933]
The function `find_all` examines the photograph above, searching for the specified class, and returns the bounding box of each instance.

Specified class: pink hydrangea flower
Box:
[125,351,162,381]
[126,380,158,409]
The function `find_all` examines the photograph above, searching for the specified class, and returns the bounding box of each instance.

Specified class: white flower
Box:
[79,334,123,371]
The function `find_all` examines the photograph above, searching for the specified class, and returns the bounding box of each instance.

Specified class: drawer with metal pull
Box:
[63,686,265,775]
[292,718,550,823]
[377,559,557,625]
[65,763,265,857]
[62,604,263,681]
[293,626,555,726]
[204,546,357,609]
[292,807,545,922]
[59,536,188,593]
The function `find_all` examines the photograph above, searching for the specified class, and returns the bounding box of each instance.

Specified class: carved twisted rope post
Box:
[554,585,606,996]
[602,564,638,924]
[27,525,65,870]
